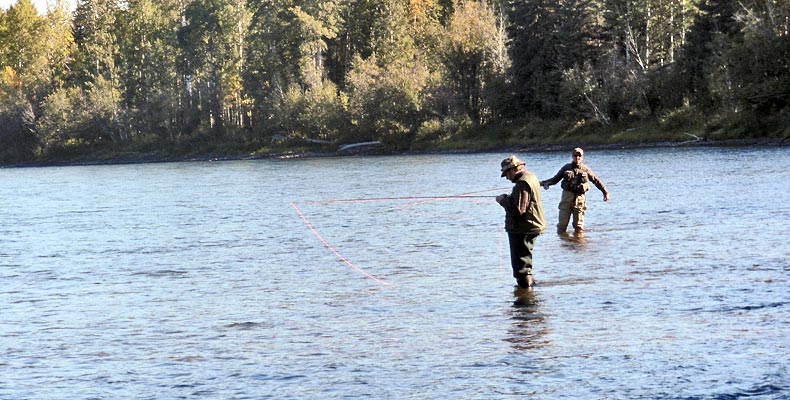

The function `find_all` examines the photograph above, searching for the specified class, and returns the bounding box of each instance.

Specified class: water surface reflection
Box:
[1,147,787,399]
[508,288,549,351]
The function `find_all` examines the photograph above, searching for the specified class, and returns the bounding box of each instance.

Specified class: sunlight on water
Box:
[1,147,788,399]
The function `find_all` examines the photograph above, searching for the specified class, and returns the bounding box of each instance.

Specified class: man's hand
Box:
[496,194,507,204]
[541,183,549,190]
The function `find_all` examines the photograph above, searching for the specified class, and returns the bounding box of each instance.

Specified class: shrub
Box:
[272,80,348,142]
[344,55,430,148]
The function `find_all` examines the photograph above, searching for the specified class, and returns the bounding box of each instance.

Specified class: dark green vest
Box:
[506,171,547,234]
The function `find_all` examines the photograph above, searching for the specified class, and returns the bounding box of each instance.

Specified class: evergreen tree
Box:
[73,0,120,84]
[180,0,250,131]
[245,0,339,95]
[676,0,739,108]
[116,0,183,139]
[725,0,790,117]
[506,0,604,117]
[72,0,128,142]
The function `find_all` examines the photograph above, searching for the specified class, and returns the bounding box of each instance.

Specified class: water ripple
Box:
[1,149,788,399]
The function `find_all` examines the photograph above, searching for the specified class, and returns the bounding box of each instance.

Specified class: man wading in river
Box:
[541,147,610,234]
[497,155,547,288]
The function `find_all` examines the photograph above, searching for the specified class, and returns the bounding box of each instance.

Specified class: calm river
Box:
[1,146,788,399]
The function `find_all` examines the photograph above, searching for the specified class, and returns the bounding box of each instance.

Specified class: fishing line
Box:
[292,189,511,286]
[300,194,497,206]
[393,188,505,209]
[290,201,391,286]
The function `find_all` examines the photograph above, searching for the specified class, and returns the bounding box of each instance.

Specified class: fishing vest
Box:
[506,171,547,234]
[560,165,591,195]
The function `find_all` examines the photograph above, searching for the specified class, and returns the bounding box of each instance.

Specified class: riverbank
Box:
[3,136,787,169]
[3,107,789,168]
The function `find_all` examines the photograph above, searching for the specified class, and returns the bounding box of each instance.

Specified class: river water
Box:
[1,146,788,399]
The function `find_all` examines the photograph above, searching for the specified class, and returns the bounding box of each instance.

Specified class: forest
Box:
[0,0,788,163]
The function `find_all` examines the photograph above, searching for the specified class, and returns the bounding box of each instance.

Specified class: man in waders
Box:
[497,155,547,288]
[540,147,610,234]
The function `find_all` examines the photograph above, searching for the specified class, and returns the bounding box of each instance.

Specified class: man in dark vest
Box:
[541,147,610,234]
[497,155,547,288]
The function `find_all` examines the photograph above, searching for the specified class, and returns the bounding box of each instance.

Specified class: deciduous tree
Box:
[116,0,182,139]
[441,0,503,125]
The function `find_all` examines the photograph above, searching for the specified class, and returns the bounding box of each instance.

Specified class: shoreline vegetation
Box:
[2,1,788,168]
[4,120,788,168]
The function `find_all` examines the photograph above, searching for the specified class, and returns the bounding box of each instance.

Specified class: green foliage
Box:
[245,0,340,95]
[560,63,610,124]
[0,0,787,164]
[344,55,430,148]
[0,0,53,99]
[0,67,38,162]
[658,106,706,131]
[560,48,654,125]
[727,3,790,115]
[180,0,249,131]
[85,74,126,143]
[675,0,740,109]
[441,0,502,125]
[412,114,473,149]
[41,0,76,91]
[39,85,92,151]
[290,3,340,89]
[0,0,43,70]
[38,74,125,150]
[72,0,120,84]
[272,80,348,141]
[116,0,182,139]
[506,0,606,117]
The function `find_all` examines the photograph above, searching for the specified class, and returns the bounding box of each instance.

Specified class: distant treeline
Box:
[0,0,788,162]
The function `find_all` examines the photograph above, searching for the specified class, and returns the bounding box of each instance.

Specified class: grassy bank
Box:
[412,108,790,153]
[5,109,789,167]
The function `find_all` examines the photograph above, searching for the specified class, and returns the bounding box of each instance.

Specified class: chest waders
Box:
[504,171,546,289]
[558,167,589,233]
